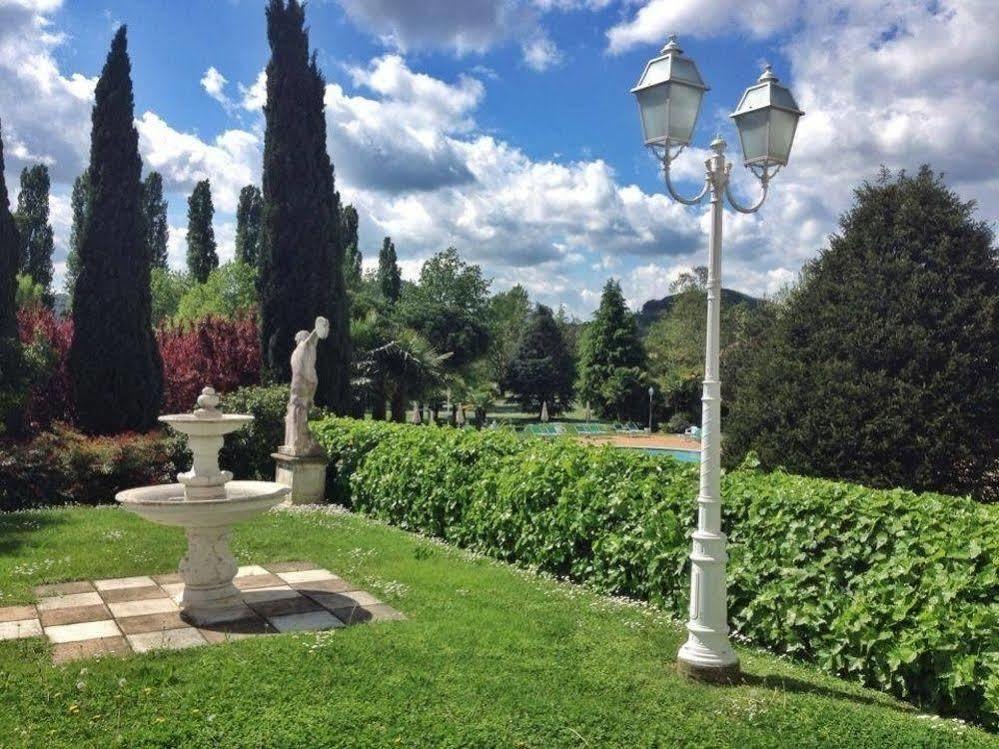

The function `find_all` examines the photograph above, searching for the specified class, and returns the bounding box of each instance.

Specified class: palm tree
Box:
[356,328,451,422]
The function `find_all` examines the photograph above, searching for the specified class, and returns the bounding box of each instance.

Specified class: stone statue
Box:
[280,317,329,456]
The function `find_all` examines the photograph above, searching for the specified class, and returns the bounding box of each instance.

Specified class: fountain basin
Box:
[116,481,289,528]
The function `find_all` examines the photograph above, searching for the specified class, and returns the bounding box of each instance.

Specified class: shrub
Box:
[312,417,999,728]
[665,413,691,434]
[218,385,289,480]
[17,305,73,429]
[0,423,187,511]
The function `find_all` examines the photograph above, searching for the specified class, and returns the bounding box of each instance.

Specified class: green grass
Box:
[0,506,994,749]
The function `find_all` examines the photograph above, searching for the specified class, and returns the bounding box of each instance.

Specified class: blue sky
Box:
[2,0,997,316]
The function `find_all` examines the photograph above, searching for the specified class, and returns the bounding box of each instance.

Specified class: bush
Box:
[218,385,288,480]
[312,417,999,728]
[17,305,73,429]
[174,261,257,326]
[664,413,691,434]
[0,423,187,511]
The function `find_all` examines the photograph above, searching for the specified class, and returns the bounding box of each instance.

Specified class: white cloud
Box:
[521,34,563,71]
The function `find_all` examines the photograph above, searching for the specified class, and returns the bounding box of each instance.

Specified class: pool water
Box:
[632,447,701,463]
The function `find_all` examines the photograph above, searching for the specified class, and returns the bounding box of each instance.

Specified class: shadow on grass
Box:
[739,671,916,715]
[0,510,68,556]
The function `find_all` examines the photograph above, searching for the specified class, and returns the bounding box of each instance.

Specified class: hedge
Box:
[311,417,999,729]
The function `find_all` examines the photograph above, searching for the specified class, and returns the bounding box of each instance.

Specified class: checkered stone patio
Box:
[0,562,404,663]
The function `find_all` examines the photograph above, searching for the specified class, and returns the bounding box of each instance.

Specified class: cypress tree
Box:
[341,204,361,287]
[235,184,263,265]
[377,236,401,303]
[0,119,26,435]
[68,26,163,434]
[259,0,350,412]
[14,164,55,301]
[142,171,169,269]
[64,168,91,296]
[186,179,217,283]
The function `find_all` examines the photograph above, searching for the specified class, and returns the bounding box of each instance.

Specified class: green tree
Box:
[0,120,27,435]
[68,26,163,434]
[576,279,647,421]
[64,168,90,297]
[186,179,217,283]
[258,0,350,413]
[235,184,263,266]
[487,284,531,390]
[341,204,361,288]
[142,171,169,269]
[377,236,401,303]
[14,164,54,301]
[150,267,190,324]
[175,261,258,325]
[727,167,999,501]
[398,247,491,371]
[505,304,575,414]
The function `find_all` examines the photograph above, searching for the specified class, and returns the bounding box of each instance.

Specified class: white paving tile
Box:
[276,569,338,585]
[93,576,156,591]
[342,591,381,606]
[36,592,103,611]
[240,585,297,604]
[268,610,343,633]
[108,597,178,619]
[45,619,120,644]
[235,565,269,578]
[127,627,206,653]
[0,618,42,640]
[160,583,184,603]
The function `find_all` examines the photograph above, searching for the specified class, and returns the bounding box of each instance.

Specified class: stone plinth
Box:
[273,452,328,505]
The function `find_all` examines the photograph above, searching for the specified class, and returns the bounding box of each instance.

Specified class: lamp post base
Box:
[676,658,741,684]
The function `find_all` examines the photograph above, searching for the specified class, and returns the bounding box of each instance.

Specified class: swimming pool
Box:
[629,447,701,463]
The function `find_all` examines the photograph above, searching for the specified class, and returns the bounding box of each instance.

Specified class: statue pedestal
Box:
[272,451,328,505]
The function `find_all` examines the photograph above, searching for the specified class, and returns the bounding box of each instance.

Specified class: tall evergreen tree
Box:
[505,304,575,414]
[141,171,169,268]
[576,278,648,421]
[64,168,91,296]
[186,179,217,283]
[0,120,26,435]
[14,164,54,300]
[68,26,163,434]
[235,184,263,265]
[259,0,350,412]
[377,236,401,303]
[340,204,361,287]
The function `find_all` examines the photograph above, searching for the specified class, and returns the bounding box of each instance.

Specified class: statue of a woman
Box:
[280,317,329,456]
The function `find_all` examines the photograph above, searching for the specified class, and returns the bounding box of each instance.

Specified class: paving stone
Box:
[198,616,274,643]
[100,585,166,604]
[52,636,131,664]
[268,610,343,633]
[152,573,183,585]
[127,627,205,654]
[45,619,120,644]
[0,619,42,640]
[240,585,297,604]
[333,603,406,625]
[36,591,104,612]
[160,583,185,603]
[248,593,322,619]
[116,611,188,635]
[0,605,37,623]
[307,590,382,612]
[188,604,257,625]
[94,576,157,591]
[236,565,270,577]
[264,561,316,574]
[107,597,178,619]
[33,581,94,597]
[291,577,356,595]
[39,604,112,628]
[233,573,284,590]
[276,568,337,585]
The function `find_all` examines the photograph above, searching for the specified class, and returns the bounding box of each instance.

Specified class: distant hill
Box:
[636,288,762,331]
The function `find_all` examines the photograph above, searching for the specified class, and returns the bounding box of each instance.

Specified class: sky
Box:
[1,0,997,317]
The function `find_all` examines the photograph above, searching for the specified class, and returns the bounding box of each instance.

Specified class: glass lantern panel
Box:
[770,85,799,111]
[638,58,671,88]
[666,82,702,145]
[736,109,769,163]
[767,108,799,165]
[637,83,670,144]
[669,57,705,87]
[738,85,770,113]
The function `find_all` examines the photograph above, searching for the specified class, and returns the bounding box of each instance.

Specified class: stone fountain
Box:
[116,387,290,625]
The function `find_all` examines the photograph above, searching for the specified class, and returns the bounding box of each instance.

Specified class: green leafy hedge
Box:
[312,417,999,728]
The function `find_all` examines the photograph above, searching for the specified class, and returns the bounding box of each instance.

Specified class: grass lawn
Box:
[0,506,993,749]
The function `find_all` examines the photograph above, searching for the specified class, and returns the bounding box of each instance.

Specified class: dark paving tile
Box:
[198,615,274,643]
[100,585,167,604]
[116,611,188,635]
[264,561,317,574]
[306,590,380,611]
[39,604,112,628]
[152,573,183,585]
[34,581,94,597]
[291,577,356,594]
[0,605,37,623]
[247,593,322,619]
[52,636,131,664]
[233,573,284,590]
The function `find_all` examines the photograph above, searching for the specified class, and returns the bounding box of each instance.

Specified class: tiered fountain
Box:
[116,386,290,625]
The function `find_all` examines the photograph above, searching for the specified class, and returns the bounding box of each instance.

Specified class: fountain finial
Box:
[194,386,222,419]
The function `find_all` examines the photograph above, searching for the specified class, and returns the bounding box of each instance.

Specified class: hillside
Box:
[637,288,762,330]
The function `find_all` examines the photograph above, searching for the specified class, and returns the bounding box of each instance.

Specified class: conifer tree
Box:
[341,204,361,287]
[0,120,26,435]
[259,0,350,412]
[142,171,169,269]
[68,26,163,434]
[377,236,401,303]
[186,179,217,283]
[64,168,90,296]
[505,304,575,414]
[235,184,263,265]
[14,164,54,301]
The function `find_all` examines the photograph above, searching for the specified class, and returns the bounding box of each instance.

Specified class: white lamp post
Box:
[648,385,655,432]
[632,36,803,682]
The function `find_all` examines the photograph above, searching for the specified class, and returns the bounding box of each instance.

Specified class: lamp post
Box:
[648,385,655,432]
[631,35,803,682]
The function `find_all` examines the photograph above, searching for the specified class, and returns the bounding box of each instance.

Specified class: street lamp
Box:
[648,385,655,432]
[632,35,803,683]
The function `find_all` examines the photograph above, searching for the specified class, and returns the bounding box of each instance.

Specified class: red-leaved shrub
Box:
[17,305,74,430]
[157,314,261,413]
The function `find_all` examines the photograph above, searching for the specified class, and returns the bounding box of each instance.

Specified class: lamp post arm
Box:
[663,161,710,205]
[723,163,772,214]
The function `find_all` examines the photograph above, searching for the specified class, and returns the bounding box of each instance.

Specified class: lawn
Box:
[0,506,993,749]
